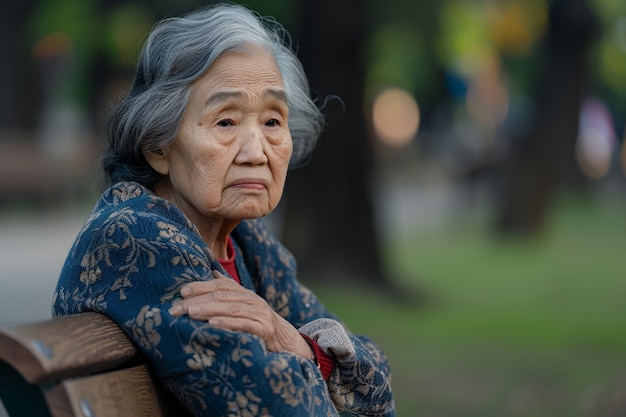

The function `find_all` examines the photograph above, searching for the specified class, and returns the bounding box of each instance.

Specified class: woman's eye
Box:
[266,119,280,127]
[217,119,233,127]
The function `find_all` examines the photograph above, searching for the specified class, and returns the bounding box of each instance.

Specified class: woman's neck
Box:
[150,181,239,259]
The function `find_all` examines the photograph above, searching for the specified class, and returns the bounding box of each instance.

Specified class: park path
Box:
[0,207,90,325]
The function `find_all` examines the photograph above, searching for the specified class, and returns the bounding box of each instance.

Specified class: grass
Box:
[308,190,626,416]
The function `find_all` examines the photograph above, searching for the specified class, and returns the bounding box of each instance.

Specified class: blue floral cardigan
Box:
[52,182,395,416]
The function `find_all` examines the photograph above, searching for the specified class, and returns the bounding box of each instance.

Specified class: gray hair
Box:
[103,3,324,188]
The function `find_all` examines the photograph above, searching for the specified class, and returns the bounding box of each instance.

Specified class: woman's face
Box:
[148,49,292,225]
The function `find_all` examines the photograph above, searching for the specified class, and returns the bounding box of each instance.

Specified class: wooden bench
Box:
[0,313,192,417]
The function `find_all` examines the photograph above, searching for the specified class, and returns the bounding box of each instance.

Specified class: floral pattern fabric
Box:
[53,182,395,416]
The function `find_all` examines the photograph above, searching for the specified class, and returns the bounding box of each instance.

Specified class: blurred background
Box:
[1,0,625,415]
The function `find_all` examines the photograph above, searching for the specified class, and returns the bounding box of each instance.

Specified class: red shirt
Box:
[218,237,240,284]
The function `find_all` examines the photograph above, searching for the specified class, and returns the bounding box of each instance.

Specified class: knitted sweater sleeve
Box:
[53,205,339,417]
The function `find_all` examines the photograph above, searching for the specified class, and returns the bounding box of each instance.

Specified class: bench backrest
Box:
[0,313,191,417]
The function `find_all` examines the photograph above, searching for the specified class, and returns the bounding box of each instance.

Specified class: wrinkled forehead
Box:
[187,47,287,108]
[208,46,282,81]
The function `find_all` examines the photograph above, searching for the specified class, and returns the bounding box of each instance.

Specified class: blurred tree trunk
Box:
[495,0,599,234]
[282,1,386,287]
[0,0,40,131]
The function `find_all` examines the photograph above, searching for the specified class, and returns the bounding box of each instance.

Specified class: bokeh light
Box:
[372,88,420,147]
[576,129,613,180]
[487,0,548,57]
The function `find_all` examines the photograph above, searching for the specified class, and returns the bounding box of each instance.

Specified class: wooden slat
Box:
[0,313,140,384]
[45,364,178,417]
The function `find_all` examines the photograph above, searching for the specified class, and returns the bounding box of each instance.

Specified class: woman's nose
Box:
[235,124,268,165]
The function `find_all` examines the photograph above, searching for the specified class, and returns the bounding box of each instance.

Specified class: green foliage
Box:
[364,24,432,99]
[589,0,626,105]
[103,3,156,70]
[26,0,99,47]
[436,1,492,76]
[26,0,100,104]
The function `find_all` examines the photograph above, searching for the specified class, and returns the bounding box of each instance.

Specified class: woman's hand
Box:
[168,270,314,360]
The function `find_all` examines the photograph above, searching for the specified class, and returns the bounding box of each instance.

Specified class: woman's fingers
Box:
[167,270,308,357]
[189,296,267,320]
[169,272,261,319]
[180,270,238,297]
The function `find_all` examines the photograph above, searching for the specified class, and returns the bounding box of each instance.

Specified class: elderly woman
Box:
[53,3,394,416]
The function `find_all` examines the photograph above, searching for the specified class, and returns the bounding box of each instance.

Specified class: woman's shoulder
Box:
[79,182,202,248]
[96,182,192,225]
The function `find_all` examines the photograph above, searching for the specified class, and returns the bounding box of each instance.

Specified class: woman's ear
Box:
[144,148,170,175]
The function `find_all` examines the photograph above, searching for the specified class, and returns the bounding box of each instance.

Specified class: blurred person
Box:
[52,3,394,416]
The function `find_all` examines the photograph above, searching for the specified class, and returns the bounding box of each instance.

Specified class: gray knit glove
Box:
[298,318,356,362]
